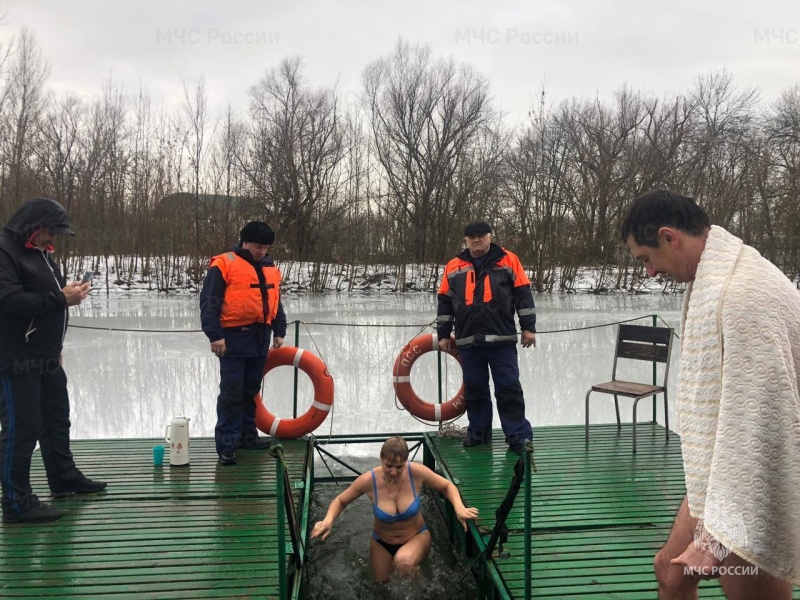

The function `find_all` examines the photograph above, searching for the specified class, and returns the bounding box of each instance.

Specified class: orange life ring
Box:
[392,333,466,422]
[254,346,334,439]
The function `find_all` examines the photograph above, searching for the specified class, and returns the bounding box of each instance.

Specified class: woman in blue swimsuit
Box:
[311,437,479,582]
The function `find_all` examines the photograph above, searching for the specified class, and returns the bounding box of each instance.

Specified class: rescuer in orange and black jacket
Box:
[200,221,287,465]
[436,221,535,454]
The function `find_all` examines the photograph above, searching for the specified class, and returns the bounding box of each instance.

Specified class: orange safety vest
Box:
[439,249,531,305]
[437,247,535,346]
[209,252,282,328]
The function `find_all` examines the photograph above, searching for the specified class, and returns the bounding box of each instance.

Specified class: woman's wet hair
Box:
[380,436,409,462]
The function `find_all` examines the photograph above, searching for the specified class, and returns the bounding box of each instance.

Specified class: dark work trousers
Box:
[458,344,533,446]
[215,354,267,456]
[0,366,80,516]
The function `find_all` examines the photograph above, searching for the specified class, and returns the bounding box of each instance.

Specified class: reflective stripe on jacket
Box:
[436,244,536,347]
[210,252,282,328]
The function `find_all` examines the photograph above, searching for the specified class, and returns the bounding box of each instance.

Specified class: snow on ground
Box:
[64,255,682,297]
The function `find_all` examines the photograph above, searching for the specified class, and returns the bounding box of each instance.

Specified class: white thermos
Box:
[164,417,190,466]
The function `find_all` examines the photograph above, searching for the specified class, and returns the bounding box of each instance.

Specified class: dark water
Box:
[304,482,480,600]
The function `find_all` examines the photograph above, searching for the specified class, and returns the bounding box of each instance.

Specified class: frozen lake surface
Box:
[65,293,683,445]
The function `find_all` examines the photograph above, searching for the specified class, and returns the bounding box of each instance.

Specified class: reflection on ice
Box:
[65,294,683,440]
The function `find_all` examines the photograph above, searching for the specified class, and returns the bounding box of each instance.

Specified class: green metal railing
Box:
[272,441,314,600]
[312,433,425,483]
[290,440,314,600]
[284,313,670,421]
[301,434,519,599]
[523,448,533,600]
[276,456,288,599]
[422,433,513,599]
[274,314,672,599]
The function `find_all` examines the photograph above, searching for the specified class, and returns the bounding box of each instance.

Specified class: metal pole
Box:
[293,320,300,419]
[524,450,532,600]
[277,458,287,600]
[437,340,443,406]
[652,314,657,422]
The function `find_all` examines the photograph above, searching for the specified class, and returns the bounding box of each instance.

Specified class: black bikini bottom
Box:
[371,525,428,557]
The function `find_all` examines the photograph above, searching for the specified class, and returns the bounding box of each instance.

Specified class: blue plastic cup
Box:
[153,445,165,466]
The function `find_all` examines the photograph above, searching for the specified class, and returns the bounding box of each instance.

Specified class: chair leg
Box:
[613,394,621,430]
[664,390,669,442]
[585,389,593,445]
[632,397,642,454]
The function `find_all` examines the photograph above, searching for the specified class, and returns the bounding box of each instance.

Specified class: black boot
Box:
[218,452,237,465]
[463,428,492,447]
[3,501,64,523]
[497,383,533,454]
[239,435,271,449]
[50,476,107,498]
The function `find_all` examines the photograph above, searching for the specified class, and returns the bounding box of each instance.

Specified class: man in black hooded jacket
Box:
[0,198,107,524]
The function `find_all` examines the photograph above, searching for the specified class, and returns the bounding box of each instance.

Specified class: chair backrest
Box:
[612,324,674,383]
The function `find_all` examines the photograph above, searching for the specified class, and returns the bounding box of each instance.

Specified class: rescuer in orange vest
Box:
[437,221,536,455]
[200,221,287,465]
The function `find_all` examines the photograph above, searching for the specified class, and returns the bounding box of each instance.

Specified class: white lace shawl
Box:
[679,225,800,582]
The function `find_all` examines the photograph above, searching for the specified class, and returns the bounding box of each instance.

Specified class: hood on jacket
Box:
[3,198,75,242]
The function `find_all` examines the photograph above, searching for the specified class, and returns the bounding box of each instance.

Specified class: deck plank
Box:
[431,423,800,599]
[0,437,307,599]
[5,428,798,599]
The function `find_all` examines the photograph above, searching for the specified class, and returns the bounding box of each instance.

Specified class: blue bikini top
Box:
[370,463,421,523]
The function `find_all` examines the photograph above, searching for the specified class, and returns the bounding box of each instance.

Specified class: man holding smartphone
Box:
[0,198,107,524]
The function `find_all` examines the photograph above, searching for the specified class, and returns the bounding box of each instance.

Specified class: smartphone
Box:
[81,271,93,285]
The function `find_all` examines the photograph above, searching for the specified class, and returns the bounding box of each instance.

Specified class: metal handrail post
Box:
[277,458,287,599]
[293,319,300,418]
[437,341,443,406]
[524,449,532,600]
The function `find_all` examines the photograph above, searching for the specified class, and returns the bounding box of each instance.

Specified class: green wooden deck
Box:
[3,429,797,599]
[0,437,309,599]
[429,423,800,599]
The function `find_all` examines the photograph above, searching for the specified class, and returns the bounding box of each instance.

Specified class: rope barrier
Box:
[68,324,204,333]
[66,321,434,333]
[66,314,678,336]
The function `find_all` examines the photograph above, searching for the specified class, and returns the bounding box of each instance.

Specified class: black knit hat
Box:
[464,221,492,236]
[240,221,275,245]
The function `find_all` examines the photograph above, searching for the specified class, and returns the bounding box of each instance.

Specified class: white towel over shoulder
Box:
[679,225,800,583]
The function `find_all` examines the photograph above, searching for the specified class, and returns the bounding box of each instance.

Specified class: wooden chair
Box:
[584,324,674,453]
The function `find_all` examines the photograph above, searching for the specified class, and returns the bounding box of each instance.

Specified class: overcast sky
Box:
[2,0,798,124]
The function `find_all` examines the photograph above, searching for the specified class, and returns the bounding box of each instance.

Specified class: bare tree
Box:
[32,92,83,221]
[242,56,348,261]
[0,29,49,209]
[204,104,252,250]
[362,39,502,263]
[0,36,795,292]
[557,88,645,290]
[684,72,761,228]
[763,85,800,275]
[502,90,571,291]
[179,76,214,285]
